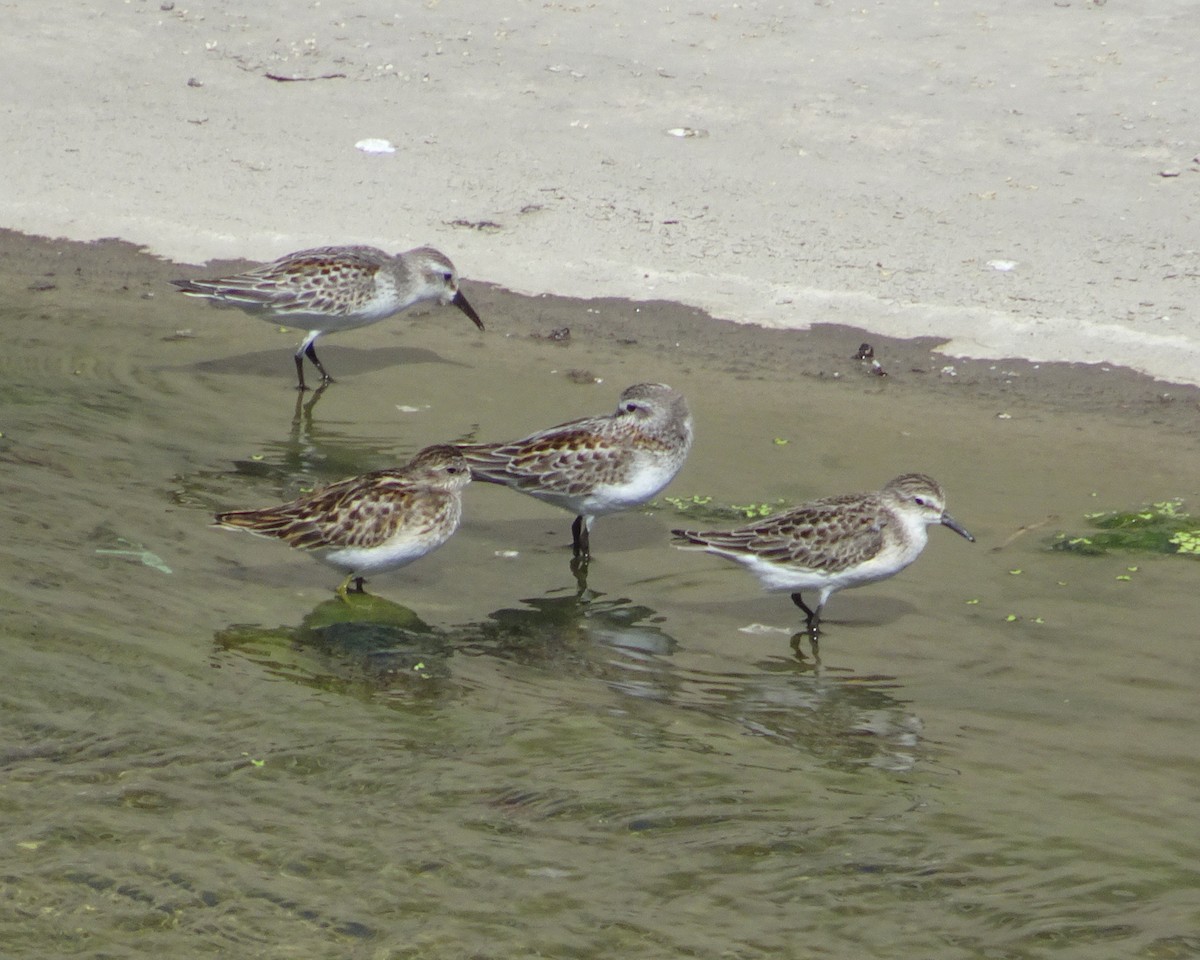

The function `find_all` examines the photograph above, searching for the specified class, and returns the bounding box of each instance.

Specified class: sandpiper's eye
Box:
[914,497,927,506]
[442,272,454,283]
[624,403,639,414]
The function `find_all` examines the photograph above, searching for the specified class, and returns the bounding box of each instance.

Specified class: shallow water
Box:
[2,232,1198,958]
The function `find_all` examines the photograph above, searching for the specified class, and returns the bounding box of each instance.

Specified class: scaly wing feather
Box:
[215,469,443,551]
[172,247,385,318]
[460,422,629,496]
[673,493,887,573]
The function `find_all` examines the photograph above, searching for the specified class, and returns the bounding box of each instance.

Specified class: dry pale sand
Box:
[2,1,1199,384]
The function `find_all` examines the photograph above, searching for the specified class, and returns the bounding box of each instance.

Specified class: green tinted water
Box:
[1,233,1197,958]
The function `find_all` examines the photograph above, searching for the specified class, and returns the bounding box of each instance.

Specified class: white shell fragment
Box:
[355,138,396,154]
[986,259,1018,271]
[546,64,586,78]
[665,127,709,138]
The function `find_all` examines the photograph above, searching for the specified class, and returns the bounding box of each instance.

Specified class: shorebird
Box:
[214,444,471,596]
[459,383,693,560]
[672,473,974,645]
[172,245,483,389]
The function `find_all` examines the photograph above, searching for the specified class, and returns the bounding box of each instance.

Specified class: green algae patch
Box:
[651,494,792,525]
[300,593,433,634]
[213,595,450,694]
[1051,499,1200,557]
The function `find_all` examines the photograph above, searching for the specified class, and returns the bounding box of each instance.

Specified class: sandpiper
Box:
[672,473,974,644]
[459,383,693,560]
[214,444,471,596]
[172,245,484,389]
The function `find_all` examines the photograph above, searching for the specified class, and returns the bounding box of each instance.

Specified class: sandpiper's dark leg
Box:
[335,573,368,599]
[790,592,820,638]
[293,351,309,391]
[571,515,591,559]
[305,341,333,384]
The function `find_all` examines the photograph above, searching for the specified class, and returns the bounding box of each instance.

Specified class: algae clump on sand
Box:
[1052,499,1200,557]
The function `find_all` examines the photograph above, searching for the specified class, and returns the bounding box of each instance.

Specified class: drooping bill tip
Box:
[452,290,485,330]
[941,512,975,542]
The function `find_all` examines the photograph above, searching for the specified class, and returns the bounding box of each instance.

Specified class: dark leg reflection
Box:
[569,553,591,593]
[790,630,821,664]
[291,380,330,428]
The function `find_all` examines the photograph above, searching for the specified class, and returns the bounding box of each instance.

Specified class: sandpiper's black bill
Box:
[941,512,975,542]
[452,290,485,330]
